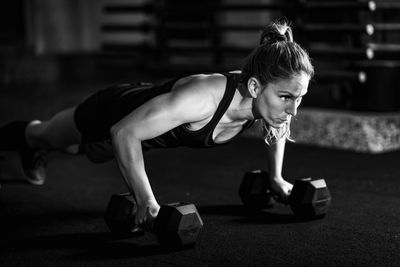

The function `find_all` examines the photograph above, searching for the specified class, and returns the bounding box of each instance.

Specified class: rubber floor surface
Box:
[1,137,400,267]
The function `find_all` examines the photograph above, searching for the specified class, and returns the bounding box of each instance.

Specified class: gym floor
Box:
[1,79,400,266]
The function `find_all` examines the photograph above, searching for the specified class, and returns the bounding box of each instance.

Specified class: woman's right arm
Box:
[111,123,159,227]
[110,76,217,226]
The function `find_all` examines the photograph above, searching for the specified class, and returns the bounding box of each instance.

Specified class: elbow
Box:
[111,124,131,143]
[110,124,122,141]
[110,124,141,145]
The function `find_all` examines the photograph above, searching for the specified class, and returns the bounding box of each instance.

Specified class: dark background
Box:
[1,0,400,266]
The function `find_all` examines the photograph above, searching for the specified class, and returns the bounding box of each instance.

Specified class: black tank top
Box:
[94,72,254,149]
[139,72,255,148]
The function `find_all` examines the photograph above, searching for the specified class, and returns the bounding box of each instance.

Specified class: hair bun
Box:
[260,21,293,45]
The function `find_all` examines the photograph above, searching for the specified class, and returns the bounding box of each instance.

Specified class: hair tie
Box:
[260,32,287,46]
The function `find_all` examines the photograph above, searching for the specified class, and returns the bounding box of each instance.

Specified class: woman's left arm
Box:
[267,137,293,202]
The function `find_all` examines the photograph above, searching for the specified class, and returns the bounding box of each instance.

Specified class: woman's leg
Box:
[26,106,82,153]
[19,106,82,185]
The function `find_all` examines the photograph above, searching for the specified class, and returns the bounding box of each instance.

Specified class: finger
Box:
[272,193,288,204]
[138,221,151,232]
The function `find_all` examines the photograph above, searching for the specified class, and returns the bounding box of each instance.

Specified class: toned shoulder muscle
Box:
[111,73,227,141]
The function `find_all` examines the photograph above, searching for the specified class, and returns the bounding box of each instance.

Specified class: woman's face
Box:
[251,72,310,128]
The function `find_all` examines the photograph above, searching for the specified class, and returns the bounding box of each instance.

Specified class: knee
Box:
[65,144,80,154]
[26,120,54,149]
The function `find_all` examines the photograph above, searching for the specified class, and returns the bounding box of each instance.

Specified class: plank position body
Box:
[0,21,314,227]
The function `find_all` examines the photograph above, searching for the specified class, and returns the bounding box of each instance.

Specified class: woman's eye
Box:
[281,96,291,101]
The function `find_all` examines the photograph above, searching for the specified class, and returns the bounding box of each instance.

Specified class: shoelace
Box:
[29,151,47,169]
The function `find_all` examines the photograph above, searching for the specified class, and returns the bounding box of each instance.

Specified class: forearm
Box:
[111,131,156,204]
[267,137,286,180]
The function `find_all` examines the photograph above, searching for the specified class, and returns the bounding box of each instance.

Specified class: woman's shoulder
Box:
[168,73,231,114]
[174,71,242,94]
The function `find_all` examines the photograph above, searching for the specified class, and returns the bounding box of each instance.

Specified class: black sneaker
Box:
[19,147,47,185]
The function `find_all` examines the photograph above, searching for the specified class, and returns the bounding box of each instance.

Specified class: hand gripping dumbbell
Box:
[104,193,204,247]
[239,170,332,219]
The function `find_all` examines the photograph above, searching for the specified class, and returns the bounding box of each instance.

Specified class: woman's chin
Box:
[262,118,287,129]
[268,120,286,128]
[270,124,283,129]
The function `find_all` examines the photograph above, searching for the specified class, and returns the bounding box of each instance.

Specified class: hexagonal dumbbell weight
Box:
[288,178,332,219]
[238,170,275,210]
[104,193,204,247]
[153,202,204,247]
[239,170,332,219]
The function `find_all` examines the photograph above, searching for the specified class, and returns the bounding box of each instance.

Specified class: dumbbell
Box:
[238,170,276,210]
[104,193,204,247]
[239,170,332,219]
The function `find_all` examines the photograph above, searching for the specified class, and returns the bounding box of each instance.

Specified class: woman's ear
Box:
[247,77,261,98]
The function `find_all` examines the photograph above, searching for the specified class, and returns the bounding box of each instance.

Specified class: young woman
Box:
[0,21,314,227]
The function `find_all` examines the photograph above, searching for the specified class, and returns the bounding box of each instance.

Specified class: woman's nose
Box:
[286,103,297,117]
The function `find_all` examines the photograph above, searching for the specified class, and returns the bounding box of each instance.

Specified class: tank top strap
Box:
[205,72,240,128]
